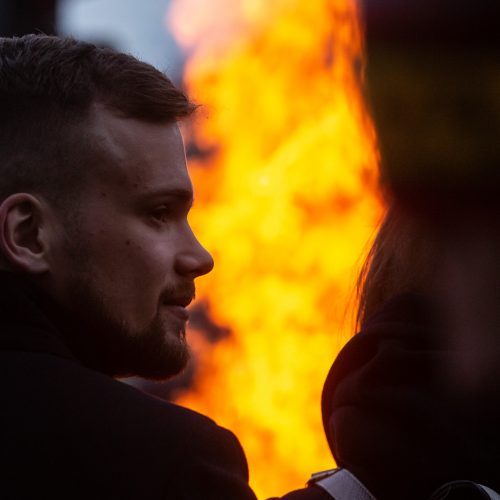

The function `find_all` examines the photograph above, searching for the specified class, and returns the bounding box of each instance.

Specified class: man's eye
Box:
[151,207,171,223]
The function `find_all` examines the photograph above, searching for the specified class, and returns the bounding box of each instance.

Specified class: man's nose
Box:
[174,231,214,279]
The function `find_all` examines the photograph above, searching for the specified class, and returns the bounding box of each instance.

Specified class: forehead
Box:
[87,105,192,195]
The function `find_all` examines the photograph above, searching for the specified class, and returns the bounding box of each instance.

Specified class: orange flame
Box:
[168,0,382,497]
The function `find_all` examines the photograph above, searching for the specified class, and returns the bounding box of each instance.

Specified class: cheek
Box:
[108,236,174,289]
[79,219,176,291]
[116,241,177,321]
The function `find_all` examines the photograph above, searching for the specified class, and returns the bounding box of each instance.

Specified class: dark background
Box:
[0,0,57,36]
[362,0,500,207]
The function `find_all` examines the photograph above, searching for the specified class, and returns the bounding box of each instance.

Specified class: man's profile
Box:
[0,34,257,500]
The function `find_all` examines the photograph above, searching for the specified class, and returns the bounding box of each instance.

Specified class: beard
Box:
[57,264,191,381]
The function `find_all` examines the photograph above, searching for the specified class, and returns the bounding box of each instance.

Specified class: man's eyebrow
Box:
[141,188,194,203]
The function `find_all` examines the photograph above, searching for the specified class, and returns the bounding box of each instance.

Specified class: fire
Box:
[167,0,381,497]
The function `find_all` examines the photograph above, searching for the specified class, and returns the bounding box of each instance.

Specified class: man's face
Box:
[48,107,213,379]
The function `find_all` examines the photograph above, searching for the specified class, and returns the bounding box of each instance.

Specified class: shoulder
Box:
[27,352,247,459]
[0,351,257,499]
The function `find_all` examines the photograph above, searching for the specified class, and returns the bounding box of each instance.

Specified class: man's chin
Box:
[111,335,191,381]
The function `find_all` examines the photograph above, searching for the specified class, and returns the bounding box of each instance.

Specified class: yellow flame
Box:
[168,0,382,496]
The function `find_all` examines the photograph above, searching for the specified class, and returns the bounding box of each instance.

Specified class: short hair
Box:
[0,34,196,206]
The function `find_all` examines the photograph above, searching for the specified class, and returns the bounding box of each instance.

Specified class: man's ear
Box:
[0,193,51,273]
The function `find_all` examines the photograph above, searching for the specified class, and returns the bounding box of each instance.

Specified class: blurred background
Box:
[1,0,499,497]
[0,0,185,77]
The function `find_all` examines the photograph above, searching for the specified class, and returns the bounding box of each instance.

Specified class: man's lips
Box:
[163,304,190,321]
[161,286,195,322]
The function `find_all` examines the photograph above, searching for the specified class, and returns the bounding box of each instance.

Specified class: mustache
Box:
[159,282,196,307]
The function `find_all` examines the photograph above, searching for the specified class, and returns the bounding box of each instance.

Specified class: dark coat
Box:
[0,272,257,500]
[277,293,500,499]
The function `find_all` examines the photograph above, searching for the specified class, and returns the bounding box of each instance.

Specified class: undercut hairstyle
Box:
[0,34,196,207]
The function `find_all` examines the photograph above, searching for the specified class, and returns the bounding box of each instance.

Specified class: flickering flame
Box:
[168,0,381,497]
